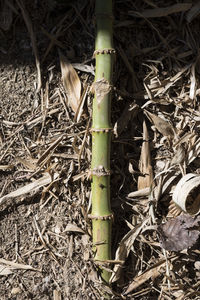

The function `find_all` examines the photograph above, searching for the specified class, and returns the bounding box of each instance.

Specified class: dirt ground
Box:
[1,0,200,299]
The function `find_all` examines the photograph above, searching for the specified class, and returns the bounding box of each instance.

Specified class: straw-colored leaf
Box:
[0,172,59,206]
[114,103,139,137]
[138,120,153,190]
[64,224,85,234]
[145,110,174,137]
[123,257,177,295]
[186,2,200,23]
[110,218,149,283]
[0,265,13,276]
[0,258,39,271]
[59,50,81,113]
[129,3,192,18]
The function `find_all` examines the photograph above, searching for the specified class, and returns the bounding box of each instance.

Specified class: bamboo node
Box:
[91,166,111,176]
[93,48,116,57]
[90,128,113,133]
[88,213,114,220]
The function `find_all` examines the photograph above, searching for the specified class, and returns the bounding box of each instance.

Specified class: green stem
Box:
[90,0,114,283]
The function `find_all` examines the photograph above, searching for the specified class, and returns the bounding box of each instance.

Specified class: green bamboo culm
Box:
[90,0,115,283]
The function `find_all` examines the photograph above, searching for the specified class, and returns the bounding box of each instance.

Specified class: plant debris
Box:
[157,214,200,251]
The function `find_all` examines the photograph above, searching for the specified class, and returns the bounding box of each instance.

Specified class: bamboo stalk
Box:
[89,0,115,282]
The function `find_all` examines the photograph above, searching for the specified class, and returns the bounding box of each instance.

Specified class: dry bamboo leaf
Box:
[0,265,13,276]
[0,258,39,271]
[158,214,200,251]
[110,218,149,283]
[59,50,81,113]
[37,135,64,166]
[114,103,139,137]
[186,2,200,23]
[64,224,85,234]
[188,137,200,164]
[145,110,174,137]
[72,63,95,76]
[123,256,176,295]
[129,3,192,18]
[124,262,163,295]
[92,78,111,104]
[170,144,186,166]
[0,164,14,170]
[0,172,58,206]
[128,187,150,198]
[138,120,153,189]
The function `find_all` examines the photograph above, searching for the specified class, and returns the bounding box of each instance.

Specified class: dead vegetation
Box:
[1,0,200,299]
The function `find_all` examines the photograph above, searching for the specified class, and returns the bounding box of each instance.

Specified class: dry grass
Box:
[1,0,200,299]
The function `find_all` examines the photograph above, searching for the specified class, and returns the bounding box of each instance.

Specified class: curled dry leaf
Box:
[59,50,81,113]
[173,173,200,215]
[144,110,174,137]
[157,214,200,251]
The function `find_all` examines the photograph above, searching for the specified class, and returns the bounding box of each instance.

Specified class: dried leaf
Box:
[59,50,81,113]
[170,144,186,166]
[157,214,200,251]
[72,63,95,76]
[0,265,13,276]
[129,3,192,18]
[138,120,153,189]
[110,218,149,283]
[173,173,200,215]
[0,164,14,171]
[0,258,39,271]
[145,110,174,137]
[64,224,85,234]
[186,2,200,23]
[114,103,139,137]
[0,172,59,206]
[124,262,163,295]
[124,256,177,295]
[128,187,150,198]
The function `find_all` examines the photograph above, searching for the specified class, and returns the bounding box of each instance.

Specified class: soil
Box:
[1,0,200,299]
